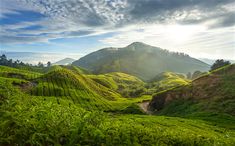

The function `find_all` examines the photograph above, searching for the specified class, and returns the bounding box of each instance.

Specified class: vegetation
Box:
[210,59,231,71]
[147,72,190,94]
[0,54,52,73]
[149,64,235,119]
[73,42,209,80]
[0,59,234,145]
[88,72,146,98]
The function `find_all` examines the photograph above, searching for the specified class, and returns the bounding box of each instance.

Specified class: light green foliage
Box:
[147,72,190,94]
[0,65,235,145]
[88,72,146,98]
[0,65,42,80]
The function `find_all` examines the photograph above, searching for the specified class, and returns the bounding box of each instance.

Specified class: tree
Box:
[186,72,191,79]
[0,54,7,65]
[210,59,231,71]
[38,62,44,68]
[192,71,202,79]
[47,61,51,67]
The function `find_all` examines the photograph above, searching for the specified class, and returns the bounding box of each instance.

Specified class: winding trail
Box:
[138,101,152,114]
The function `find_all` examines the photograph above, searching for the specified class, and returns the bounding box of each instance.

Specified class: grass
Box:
[0,65,235,145]
[147,72,190,94]
[1,91,234,145]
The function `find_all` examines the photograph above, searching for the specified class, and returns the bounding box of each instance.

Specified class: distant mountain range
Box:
[0,51,79,65]
[52,58,75,65]
[72,42,210,81]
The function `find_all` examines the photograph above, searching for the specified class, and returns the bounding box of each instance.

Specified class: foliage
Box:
[210,59,231,71]
[0,64,235,145]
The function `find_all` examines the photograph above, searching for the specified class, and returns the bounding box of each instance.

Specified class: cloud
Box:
[100,25,235,59]
[0,0,234,44]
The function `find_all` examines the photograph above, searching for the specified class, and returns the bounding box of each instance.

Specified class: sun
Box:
[165,25,205,44]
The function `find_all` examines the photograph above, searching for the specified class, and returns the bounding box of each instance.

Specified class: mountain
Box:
[52,58,75,65]
[148,64,235,116]
[73,42,210,81]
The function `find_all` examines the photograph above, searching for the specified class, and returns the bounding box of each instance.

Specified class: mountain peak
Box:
[127,42,149,47]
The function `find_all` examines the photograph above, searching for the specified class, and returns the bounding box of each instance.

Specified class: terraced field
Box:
[0,65,235,146]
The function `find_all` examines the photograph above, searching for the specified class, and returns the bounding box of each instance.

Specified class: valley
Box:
[0,48,235,145]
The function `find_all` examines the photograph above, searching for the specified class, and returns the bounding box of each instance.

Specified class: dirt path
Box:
[138,101,152,114]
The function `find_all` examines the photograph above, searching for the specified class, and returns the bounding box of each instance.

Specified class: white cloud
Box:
[100,25,235,60]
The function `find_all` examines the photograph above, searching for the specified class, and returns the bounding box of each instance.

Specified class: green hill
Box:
[73,42,210,80]
[29,68,123,110]
[147,72,190,94]
[149,64,235,117]
[1,65,235,145]
[87,72,146,97]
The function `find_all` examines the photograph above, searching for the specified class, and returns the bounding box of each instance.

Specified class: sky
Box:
[0,0,235,63]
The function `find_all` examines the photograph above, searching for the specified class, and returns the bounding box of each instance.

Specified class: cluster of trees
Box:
[210,59,231,71]
[187,59,231,80]
[0,54,52,68]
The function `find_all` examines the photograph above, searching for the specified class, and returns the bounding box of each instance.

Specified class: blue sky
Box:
[0,0,235,63]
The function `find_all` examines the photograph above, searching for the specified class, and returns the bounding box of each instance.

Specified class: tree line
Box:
[0,54,51,68]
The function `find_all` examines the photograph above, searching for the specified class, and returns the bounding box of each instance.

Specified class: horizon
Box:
[0,0,235,62]
[1,42,235,65]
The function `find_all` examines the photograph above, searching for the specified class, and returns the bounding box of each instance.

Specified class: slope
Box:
[28,68,122,110]
[87,72,146,97]
[52,58,75,65]
[73,42,210,80]
[148,64,235,117]
[147,72,190,94]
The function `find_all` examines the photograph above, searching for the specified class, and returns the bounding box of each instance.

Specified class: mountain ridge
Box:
[73,42,210,80]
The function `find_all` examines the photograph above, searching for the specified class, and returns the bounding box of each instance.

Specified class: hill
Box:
[73,42,210,80]
[52,58,75,65]
[147,72,190,94]
[87,72,146,97]
[1,65,235,145]
[148,64,235,117]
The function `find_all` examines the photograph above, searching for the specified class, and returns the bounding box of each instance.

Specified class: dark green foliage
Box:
[119,104,145,114]
[210,59,231,71]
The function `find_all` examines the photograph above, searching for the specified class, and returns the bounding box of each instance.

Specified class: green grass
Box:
[1,65,235,145]
[147,72,190,94]
[88,72,146,98]
[0,65,42,80]
[1,90,234,145]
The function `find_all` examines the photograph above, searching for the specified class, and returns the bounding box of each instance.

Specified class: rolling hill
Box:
[73,42,210,80]
[148,64,235,116]
[147,72,190,94]
[1,64,235,145]
[87,72,146,98]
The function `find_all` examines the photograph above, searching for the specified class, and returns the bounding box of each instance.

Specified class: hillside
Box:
[52,58,75,65]
[73,42,210,80]
[1,65,235,145]
[148,64,235,116]
[147,72,190,94]
[87,72,146,97]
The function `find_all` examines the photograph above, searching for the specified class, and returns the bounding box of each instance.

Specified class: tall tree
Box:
[47,61,51,67]
[38,62,44,68]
